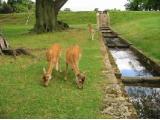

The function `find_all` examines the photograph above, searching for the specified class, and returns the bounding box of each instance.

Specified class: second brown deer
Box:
[65,45,86,89]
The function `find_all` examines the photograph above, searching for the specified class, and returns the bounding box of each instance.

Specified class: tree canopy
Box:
[0,0,34,13]
[125,0,160,11]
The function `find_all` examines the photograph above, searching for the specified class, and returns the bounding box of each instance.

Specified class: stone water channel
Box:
[101,26,160,119]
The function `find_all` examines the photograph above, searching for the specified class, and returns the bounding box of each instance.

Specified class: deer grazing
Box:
[65,45,86,89]
[88,24,95,40]
[42,43,62,87]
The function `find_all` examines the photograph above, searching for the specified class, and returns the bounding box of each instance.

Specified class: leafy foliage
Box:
[0,1,13,14]
[0,0,34,14]
[125,0,160,11]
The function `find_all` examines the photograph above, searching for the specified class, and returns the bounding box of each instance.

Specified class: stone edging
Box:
[99,31,137,119]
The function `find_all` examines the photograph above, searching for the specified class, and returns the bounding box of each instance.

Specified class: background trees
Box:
[0,1,13,13]
[0,0,69,33]
[8,0,34,13]
[0,0,34,14]
[125,0,160,11]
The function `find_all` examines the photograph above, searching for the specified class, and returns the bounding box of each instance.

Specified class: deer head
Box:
[42,68,52,87]
[76,72,86,89]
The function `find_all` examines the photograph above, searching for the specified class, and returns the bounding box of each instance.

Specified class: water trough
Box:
[100,26,160,118]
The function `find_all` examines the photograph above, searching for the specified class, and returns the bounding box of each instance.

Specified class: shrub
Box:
[0,2,13,14]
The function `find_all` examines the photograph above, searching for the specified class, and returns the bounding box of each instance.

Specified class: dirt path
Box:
[98,12,137,118]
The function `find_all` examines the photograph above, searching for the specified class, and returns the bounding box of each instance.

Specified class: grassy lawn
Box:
[110,11,160,63]
[1,11,160,118]
[0,11,96,26]
[0,12,109,118]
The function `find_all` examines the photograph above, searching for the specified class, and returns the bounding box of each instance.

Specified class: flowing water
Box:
[103,34,160,118]
[125,86,160,118]
[109,48,154,77]
[110,48,160,118]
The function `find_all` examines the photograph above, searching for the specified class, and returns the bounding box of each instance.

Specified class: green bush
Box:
[0,2,13,14]
[0,0,34,14]
[13,3,28,13]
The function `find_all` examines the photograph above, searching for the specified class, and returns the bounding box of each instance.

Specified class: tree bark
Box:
[34,0,68,33]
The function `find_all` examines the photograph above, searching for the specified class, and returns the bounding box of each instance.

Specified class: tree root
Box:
[1,48,35,58]
[57,21,69,30]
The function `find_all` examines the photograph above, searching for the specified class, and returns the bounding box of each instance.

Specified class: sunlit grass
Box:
[0,11,160,118]
[0,14,109,118]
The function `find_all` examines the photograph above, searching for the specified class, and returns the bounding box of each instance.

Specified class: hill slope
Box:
[110,11,160,62]
[0,11,159,62]
[0,12,96,26]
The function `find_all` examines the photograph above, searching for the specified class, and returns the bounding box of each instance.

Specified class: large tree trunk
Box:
[34,0,68,33]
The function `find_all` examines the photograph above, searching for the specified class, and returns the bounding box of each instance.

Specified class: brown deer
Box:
[42,43,62,87]
[88,24,95,40]
[65,45,86,89]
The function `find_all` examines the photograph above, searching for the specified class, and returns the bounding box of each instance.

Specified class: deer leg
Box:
[92,32,95,40]
[58,53,62,72]
[73,63,80,77]
[56,62,59,71]
[64,63,68,80]
[76,62,79,81]
[59,57,62,72]
[90,33,92,40]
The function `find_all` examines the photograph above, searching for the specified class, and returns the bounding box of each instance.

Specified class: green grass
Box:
[110,11,160,63]
[0,12,110,118]
[0,11,160,118]
[1,11,159,63]
[0,11,96,26]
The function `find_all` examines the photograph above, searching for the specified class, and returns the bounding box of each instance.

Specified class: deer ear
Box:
[43,67,46,74]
